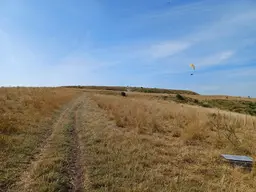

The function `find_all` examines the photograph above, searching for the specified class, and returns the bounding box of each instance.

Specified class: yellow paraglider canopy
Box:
[190,64,195,75]
[190,64,195,70]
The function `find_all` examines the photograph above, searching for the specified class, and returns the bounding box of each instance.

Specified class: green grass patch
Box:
[206,99,256,115]
[158,95,255,116]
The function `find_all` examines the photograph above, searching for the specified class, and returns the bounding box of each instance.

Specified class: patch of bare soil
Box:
[69,107,84,192]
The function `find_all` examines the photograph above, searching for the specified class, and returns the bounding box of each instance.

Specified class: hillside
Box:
[80,88,256,116]
[1,87,256,192]
[62,85,199,95]
[156,94,256,116]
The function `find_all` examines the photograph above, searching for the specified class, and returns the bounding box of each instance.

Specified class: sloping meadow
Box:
[90,94,256,191]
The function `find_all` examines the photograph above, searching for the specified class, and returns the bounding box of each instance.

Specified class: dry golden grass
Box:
[120,92,256,116]
[85,89,256,102]
[86,93,256,191]
[0,87,80,135]
[0,87,81,190]
[1,87,255,191]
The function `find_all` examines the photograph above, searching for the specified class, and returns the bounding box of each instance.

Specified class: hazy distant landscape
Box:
[1,86,256,192]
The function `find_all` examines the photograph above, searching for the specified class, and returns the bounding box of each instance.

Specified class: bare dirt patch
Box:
[69,107,84,192]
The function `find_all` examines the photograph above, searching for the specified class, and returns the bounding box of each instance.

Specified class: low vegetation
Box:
[63,85,199,95]
[157,94,256,116]
[206,99,256,116]
[0,87,80,190]
[88,94,256,191]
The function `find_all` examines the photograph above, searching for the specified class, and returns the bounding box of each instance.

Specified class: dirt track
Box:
[8,95,86,192]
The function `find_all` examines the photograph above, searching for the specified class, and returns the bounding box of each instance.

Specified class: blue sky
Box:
[0,0,256,96]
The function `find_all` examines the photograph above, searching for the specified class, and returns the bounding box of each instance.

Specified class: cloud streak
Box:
[196,50,235,67]
[148,41,191,59]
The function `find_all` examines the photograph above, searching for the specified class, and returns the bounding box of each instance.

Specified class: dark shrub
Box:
[176,94,185,100]
[121,92,127,97]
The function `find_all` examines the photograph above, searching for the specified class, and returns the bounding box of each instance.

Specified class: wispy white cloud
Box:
[147,41,190,59]
[104,0,256,70]
[196,50,235,67]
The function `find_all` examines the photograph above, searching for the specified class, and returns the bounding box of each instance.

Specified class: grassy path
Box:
[8,95,85,192]
[0,88,81,191]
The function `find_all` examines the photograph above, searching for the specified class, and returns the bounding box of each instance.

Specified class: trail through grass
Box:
[8,95,84,192]
[0,88,81,191]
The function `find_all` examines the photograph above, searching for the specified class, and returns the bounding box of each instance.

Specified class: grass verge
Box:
[82,94,256,191]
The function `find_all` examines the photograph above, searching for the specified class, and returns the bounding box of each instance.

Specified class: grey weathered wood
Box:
[221,154,253,171]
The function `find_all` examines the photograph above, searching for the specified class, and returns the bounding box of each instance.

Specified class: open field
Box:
[81,88,256,116]
[1,87,256,191]
[89,93,256,191]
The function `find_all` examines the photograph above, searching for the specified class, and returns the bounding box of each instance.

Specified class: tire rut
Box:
[69,106,84,192]
[8,96,84,192]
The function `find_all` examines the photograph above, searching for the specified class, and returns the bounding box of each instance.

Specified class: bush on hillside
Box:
[201,102,212,108]
[176,94,185,101]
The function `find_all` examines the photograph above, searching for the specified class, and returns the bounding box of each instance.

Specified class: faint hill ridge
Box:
[62,85,199,95]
